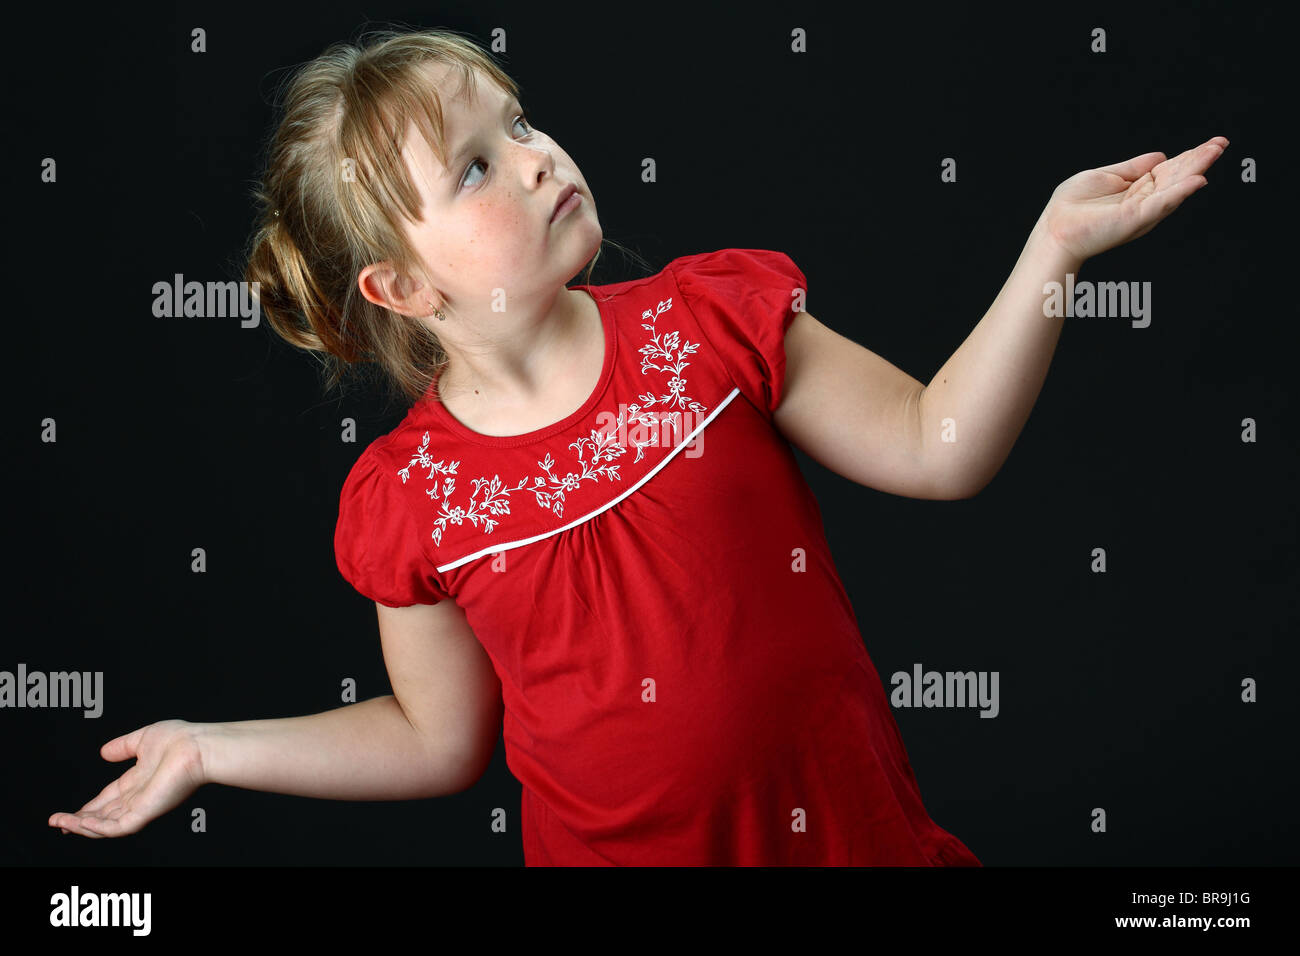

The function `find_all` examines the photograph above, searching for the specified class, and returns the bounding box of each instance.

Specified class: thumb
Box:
[99,726,145,763]
[1100,150,1165,180]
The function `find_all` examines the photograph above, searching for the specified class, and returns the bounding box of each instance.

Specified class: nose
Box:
[516,136,556,187]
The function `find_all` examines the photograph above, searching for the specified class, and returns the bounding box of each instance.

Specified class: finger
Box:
[76,818,107,839]
[1137,175,1207,231]
[1176,137,1229,158]
[1157,174,1208,206]
[51,814,107,839]
[1190,139,1228,173]
[51,800,129,832]
[1123,170,1159,202]
[1158,140,1228,184]
[49,811,98,834]
[65,774,131,819]
[1099,150,1166,180]
[82,807,141,838]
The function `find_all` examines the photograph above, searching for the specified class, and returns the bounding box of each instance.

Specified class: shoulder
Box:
[666,248,805,288]
[664,247,807,336]
[340,429,400,494]
[661,249,809,420]
[338,412,440,512]
[334,419,453,607]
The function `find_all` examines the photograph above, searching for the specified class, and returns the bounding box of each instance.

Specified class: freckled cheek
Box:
[471,197,537,251]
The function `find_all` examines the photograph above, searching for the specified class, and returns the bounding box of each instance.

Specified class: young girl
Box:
[48,28,1226,865]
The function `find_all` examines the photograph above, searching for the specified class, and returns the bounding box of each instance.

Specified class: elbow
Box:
[452,743,496,793]
[445,718,502,794]
[425,747,490,797]
[914,389,986,500]
[949,483,985,501]
[930,470,988,500]
[948,473,992,500]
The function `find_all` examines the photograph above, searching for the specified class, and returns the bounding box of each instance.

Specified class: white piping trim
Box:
[435,387,741,572]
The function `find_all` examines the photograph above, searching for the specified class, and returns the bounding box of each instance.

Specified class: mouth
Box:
[550,183,580,223]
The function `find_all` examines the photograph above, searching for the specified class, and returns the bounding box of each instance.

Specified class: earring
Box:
[428,301,445,321]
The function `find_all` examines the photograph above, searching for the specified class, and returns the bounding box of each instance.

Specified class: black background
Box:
[9,0,1294,870]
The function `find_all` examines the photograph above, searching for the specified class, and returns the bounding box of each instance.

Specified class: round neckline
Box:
[424,286,616,447]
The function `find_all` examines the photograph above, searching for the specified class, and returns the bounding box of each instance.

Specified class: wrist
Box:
[1029,209,1087,275]
[188,721,223,787]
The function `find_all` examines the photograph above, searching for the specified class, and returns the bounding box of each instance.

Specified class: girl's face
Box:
[394,62,602,319]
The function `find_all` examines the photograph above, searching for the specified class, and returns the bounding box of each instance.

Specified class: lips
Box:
[550,183,579,222]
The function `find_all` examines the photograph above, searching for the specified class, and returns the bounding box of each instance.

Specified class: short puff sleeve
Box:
[335,442,449,607]
[669,248,807,420]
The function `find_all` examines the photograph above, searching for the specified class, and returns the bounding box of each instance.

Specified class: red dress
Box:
[334,248,981,866]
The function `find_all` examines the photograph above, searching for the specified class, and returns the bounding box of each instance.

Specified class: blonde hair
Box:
[242,27,636,407]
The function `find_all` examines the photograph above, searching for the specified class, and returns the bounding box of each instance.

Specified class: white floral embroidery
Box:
[398,294,709,548]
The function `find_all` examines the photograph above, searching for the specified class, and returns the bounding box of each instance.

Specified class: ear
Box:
[358,262,435,317]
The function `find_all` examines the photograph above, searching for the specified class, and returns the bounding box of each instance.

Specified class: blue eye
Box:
[460,113,533,190]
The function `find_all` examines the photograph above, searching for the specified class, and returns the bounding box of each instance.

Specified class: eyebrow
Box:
[442,96,522,179]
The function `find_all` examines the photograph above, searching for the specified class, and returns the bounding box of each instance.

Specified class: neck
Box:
[438,287,591,404]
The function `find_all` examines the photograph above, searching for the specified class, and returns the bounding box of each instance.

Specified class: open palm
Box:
[1042,136,1229,261]
[48,719,205,838]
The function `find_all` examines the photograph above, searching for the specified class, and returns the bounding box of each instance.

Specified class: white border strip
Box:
[435,387,741,572]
